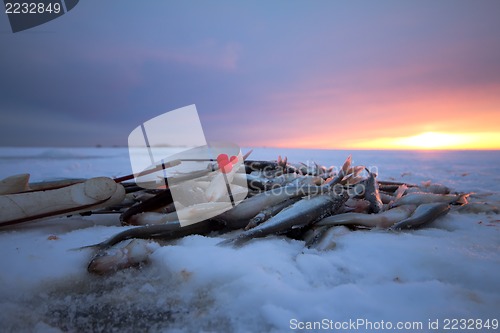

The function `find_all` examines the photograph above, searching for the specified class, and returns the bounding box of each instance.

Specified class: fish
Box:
[86,156,353,248]
[218,184,327,229]
[378,185,407,205]
[302,225,329,247]
[84,219,220,251]
[391,192,468,207]
[377,180,417,187]
[455,202,499,214]
[343,198,371,213]
[390,203,450,230]
[418,181,451,194]
[176,201,236,223]
[309,225,351,251]
[315,205,417,229]
[322,155,351,188]
[378,184,403,193]
[245,197,302,230]
[88,239,160,275]
[219,192,347,246]
[364,169,383,213]
[128,211,179,226]
[299,161,327,176]
[393,185,408,200]
[238,172,300,191]
[345,166,366,178]
[234,173,272,191]
[244,160,297,174]
[340,174,364,186]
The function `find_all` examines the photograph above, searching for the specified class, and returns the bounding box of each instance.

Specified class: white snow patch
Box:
[0,148,499,332]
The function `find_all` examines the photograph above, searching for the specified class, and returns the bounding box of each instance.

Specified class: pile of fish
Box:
[0,154,497,275]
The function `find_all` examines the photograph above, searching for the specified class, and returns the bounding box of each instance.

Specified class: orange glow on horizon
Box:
[249,131,500,150]
[349,132,500,150]
[242,79,500,150]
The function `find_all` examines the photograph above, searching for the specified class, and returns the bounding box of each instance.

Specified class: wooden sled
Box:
[0,175,125,227]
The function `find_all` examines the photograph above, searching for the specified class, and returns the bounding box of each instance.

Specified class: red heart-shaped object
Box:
[217,154,238,174]
[217,154,228,165]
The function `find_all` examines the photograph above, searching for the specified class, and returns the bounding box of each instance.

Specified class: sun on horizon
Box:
[349,131,500,150]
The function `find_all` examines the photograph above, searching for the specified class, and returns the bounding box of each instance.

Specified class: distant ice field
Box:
[0,148,498,333]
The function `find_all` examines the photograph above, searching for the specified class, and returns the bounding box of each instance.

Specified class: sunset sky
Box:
[0,1,499,149]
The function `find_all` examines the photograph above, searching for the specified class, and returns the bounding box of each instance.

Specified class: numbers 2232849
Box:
[5,2,61,14]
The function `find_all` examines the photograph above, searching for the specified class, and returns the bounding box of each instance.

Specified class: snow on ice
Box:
[0,148,499,332]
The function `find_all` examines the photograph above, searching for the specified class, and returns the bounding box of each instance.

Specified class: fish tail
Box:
[456,193,469,205]
[68,243,101,251]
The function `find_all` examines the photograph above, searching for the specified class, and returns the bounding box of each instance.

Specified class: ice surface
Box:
[0,148,499,332]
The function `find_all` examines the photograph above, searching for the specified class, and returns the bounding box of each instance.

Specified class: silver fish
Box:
[390,203,450,230]
[128,211,178,226]
[456,202,499,214]
[315,205,417,229]
[220,192,347,246]
[391,192,468,207]
[310,225,351,251]
[219,184,327,229]
[303,225,329,247]
[343,198,371,213]
[245,197,301,230]
[364,169,383,213]
[418,181,451,194]
[85,219,216,250]
[88,239,159,275]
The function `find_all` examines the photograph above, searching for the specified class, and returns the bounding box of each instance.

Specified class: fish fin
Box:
[217,236,245,247]
[455,193,469,205]
[387,184,408,207]
[68,243,100,251]
[421,180,432,187]
[243,149,253,160]
[394,185,408,200]
[341,155,352,174]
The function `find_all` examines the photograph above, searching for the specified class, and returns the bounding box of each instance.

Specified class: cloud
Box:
[1,0,499,148]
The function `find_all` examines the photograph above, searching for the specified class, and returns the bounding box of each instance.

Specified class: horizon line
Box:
[0,145,499,151]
